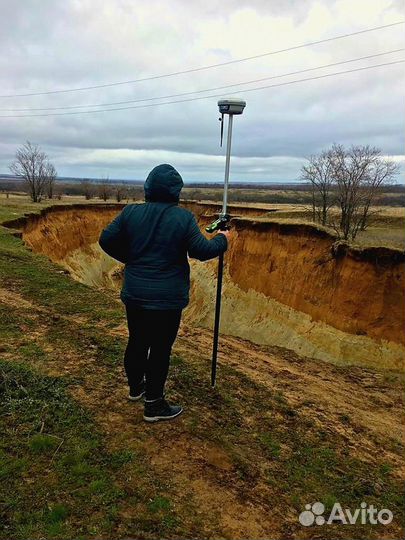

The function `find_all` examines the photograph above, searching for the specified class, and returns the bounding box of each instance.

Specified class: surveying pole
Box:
[206,98,246,387]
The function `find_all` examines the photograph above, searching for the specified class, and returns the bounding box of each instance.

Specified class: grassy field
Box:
[0,196,404,539]
[181,186,405,207]
[0,193,128,224]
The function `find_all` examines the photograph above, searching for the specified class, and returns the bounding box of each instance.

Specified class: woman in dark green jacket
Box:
[99,164,229,422]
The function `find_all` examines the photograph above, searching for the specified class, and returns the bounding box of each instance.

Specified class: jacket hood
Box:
[144,164,183,202]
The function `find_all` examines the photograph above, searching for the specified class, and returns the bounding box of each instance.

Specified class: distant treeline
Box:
[57,182,144,200]
[187,182,405,193]
[1,178,405,206]
[182,187,405,206]
[0,178,144,201]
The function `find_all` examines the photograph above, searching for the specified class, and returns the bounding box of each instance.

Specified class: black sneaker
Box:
[143,398,183,423]
[128,381,145,401]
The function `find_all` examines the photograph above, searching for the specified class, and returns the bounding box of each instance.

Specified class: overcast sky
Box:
[0,0,404,183]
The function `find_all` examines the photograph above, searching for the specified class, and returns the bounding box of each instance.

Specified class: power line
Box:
[1,20,404,99]
[2,48,403,112]
[1,59,403,118]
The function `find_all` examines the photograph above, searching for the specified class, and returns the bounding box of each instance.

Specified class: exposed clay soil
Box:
[5,202,405,370]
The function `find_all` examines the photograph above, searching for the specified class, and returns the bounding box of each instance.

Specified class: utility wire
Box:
[1,59,403,118]
[2,48,403,112]
[1,20,404,98]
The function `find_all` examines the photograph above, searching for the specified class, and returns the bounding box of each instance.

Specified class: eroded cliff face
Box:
[11,204,125,288]
[19,204,124,260]
[228,220,405,346]
[5,202,405,370]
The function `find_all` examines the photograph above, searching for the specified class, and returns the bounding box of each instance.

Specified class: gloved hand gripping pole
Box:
[206,98,246,387]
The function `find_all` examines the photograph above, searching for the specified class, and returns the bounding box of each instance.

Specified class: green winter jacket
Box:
[99,164,227,310]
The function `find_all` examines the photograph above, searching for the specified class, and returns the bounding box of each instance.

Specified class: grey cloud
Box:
[0,0,404,182]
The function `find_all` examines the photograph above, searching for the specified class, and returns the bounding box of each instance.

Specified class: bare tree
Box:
[98,176,111,201]
[80,179,95,200]
[45,162,57,199]
[358,157,398,231]
[332,145,398,240]
[114,184,127,202]
[9,141,57,203]
[301,149,335,225]
[302,143,398,240]
[127,186,143,201]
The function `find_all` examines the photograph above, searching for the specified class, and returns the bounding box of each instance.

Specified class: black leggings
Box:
[124,305,182,400]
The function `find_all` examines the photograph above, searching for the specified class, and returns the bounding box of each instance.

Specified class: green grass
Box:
[0,361,127,539]
[0,197,48,223]
[259,432,281,459]
[29,434,60,454]
[0,357,182,539]
[0,194,124,224]
[0,226,123,326]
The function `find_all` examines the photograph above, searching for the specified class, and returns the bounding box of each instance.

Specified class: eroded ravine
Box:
[4,201,405,370]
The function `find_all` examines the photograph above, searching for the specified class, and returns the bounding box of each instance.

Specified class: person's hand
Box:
[218,228,232,242]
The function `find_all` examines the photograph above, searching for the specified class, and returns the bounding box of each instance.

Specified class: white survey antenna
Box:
[218,98,246,115]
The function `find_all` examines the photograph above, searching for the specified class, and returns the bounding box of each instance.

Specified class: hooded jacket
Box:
[99,164,228,310]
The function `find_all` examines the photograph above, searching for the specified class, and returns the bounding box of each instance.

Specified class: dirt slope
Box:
[5,202,405,370]
[1,285,404,539]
